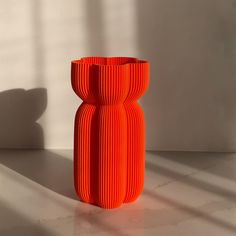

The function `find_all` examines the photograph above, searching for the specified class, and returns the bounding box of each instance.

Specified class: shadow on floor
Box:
[152,151,236,182]
[144,151,236,233]
[1,150,236,234]
[0,198,56,236]
[0,150,77,200]
[144,188,236,233]
[0,150,131,236]
[146,151,236,201]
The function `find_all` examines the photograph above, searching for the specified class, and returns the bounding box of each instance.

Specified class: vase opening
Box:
[72,56,148,67]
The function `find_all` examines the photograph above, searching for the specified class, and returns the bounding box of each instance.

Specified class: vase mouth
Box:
[71,56,148,67]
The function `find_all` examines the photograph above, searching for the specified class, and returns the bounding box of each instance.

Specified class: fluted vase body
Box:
[71,57,149,208]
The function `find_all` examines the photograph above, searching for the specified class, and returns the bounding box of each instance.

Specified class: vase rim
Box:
[71,56,149,67]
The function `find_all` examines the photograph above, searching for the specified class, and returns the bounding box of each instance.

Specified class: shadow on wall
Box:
[0,88,47,148]
[137,0,236,151]
[0,91,76,206]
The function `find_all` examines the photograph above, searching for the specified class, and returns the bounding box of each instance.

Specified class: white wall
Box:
[140,0,236,151]
[0,0,236,151]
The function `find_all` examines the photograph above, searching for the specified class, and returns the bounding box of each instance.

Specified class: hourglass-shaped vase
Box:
[71,57,149,209]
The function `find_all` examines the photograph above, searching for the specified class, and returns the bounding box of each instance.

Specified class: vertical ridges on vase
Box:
[96,64,128,208]
[124,61,150,203]
[124,102,145,202]
[74,104,97,203]
[71,57,149,209]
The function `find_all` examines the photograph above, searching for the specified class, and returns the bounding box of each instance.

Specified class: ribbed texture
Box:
[71,57,149,209]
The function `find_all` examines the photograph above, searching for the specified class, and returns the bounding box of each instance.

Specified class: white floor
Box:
[0,150,236,236]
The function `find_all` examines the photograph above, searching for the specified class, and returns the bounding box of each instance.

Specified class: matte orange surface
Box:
[71,57,149,208]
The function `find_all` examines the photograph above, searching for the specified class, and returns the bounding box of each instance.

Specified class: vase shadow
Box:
[0,88,77,198]
[0,88,47,149]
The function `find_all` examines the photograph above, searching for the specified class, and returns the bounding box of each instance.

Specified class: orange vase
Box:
[71,57,149,209]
